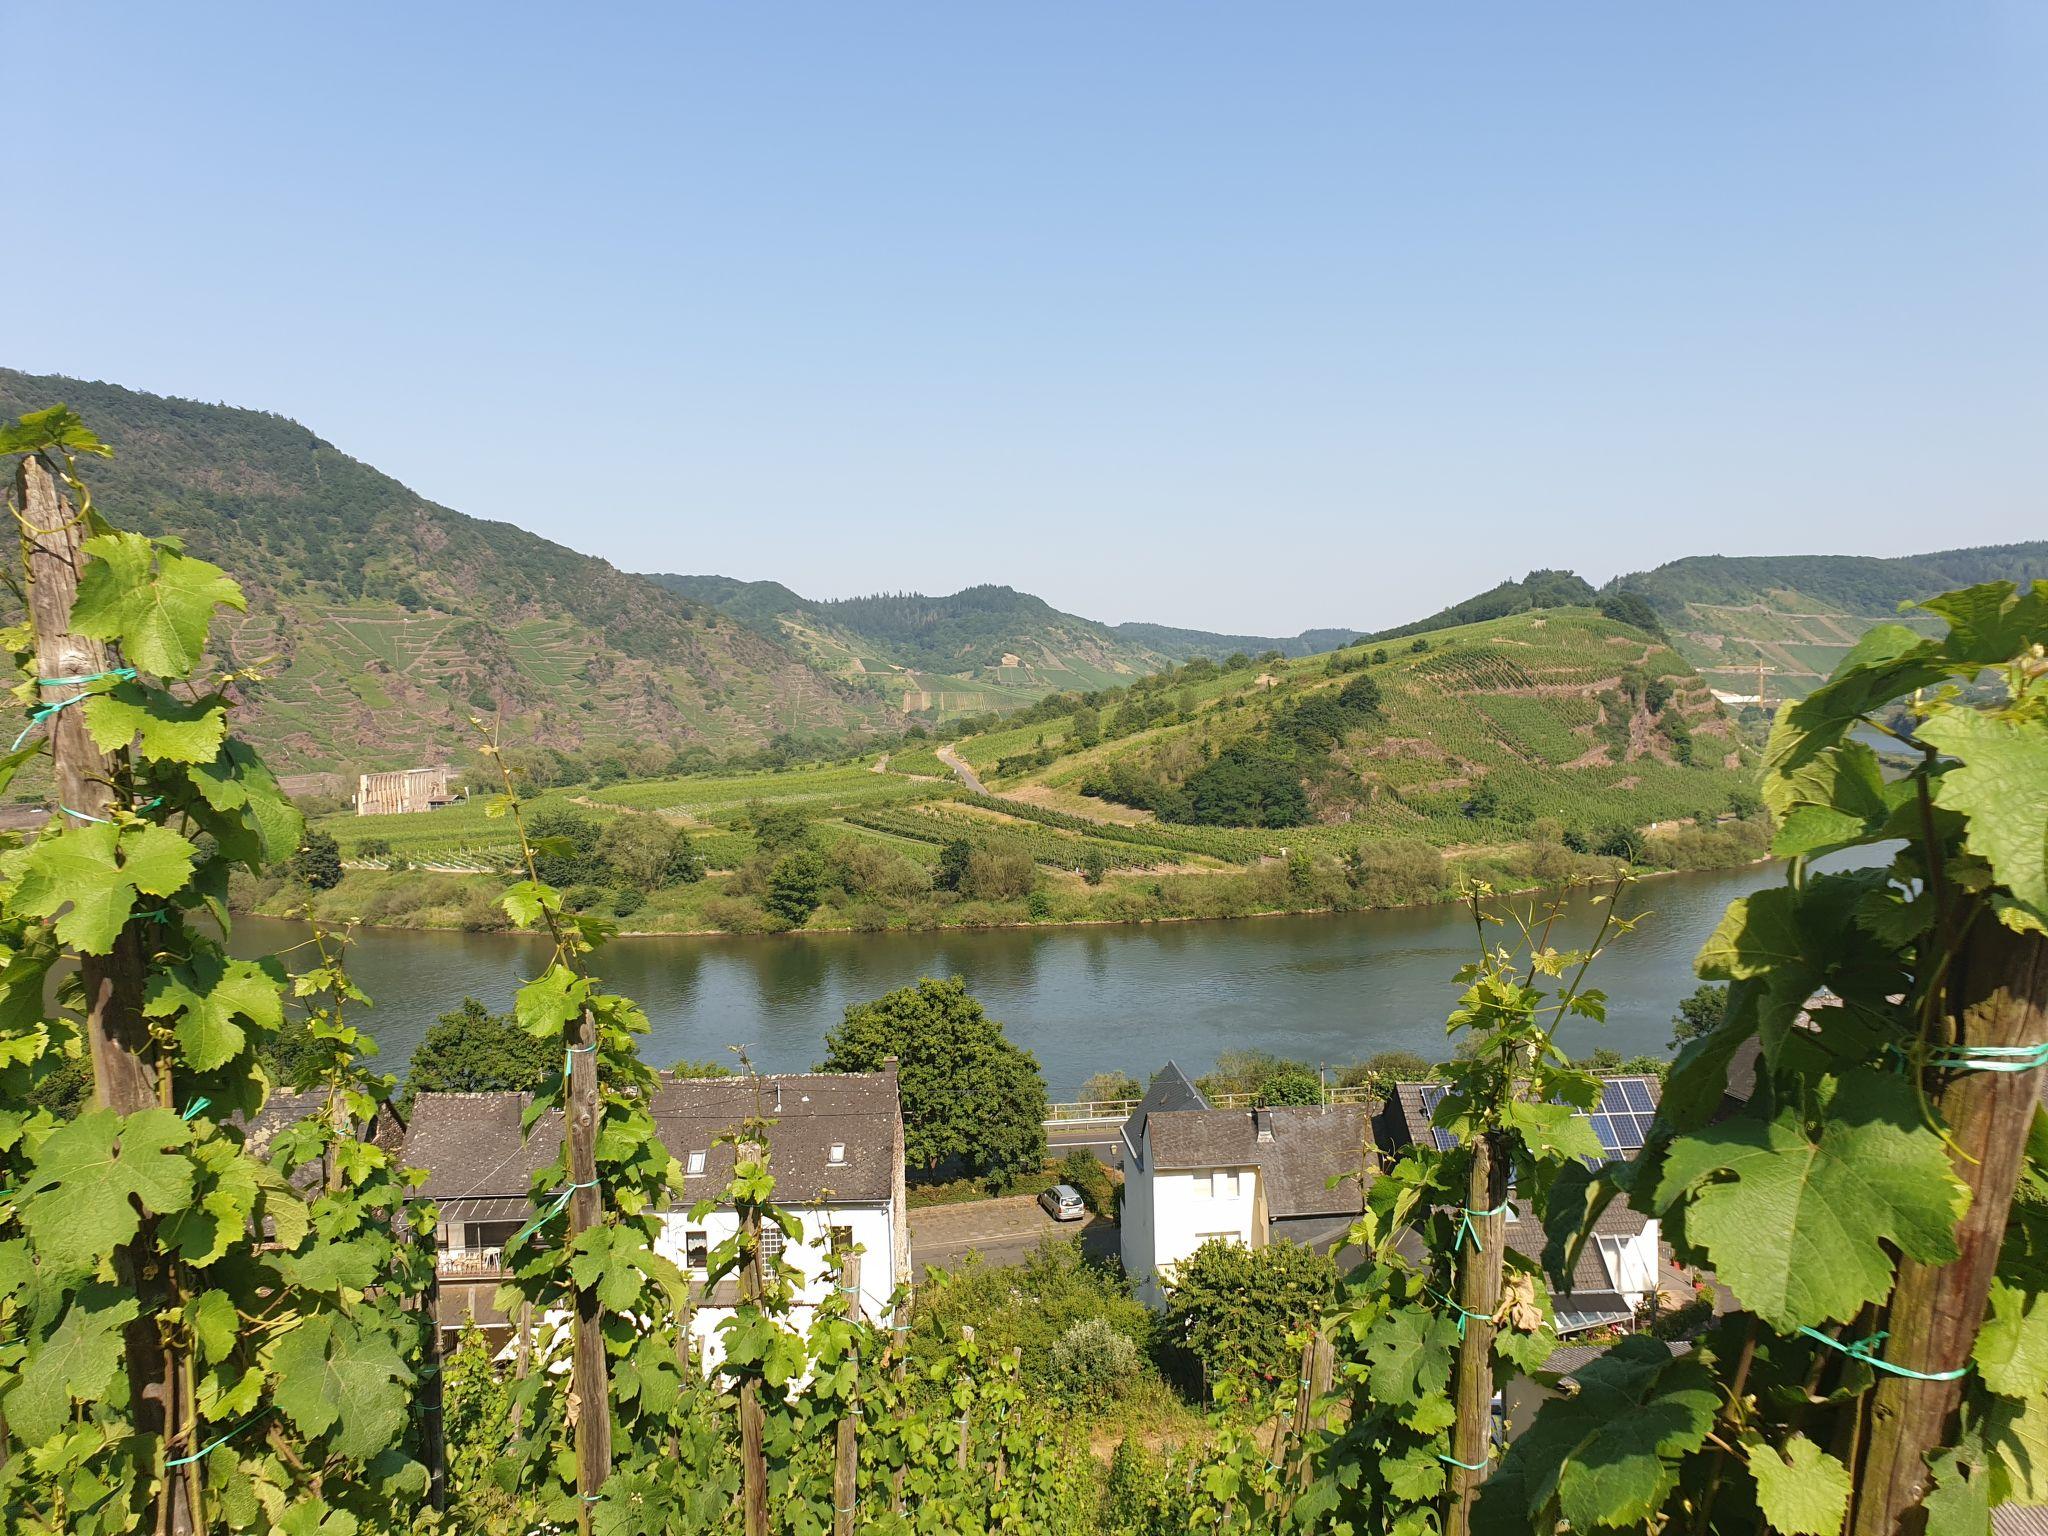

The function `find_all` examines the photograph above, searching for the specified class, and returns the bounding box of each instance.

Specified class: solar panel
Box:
[1552,1303,1635,1335]
[1407,1076,1660,1164]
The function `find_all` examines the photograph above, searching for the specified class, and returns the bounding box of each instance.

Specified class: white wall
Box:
[1132,1143,1260,1311]
[652,1200,899,1373]
[1119,1122,1157,1306]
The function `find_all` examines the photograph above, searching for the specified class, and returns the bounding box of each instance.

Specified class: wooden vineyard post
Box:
[1289,1331,1318,1488]
[739,1135,769,1536]
[16,452,193,1535]
[833,1250,861,1536]
[509,1299,534,1437]
[993,1345,1021,1490]
[1446,1132,1508,1536]
[420,1293,446,1510]
[565,1008,612,1532]
[1851,925,2048,1536]
[889,1291,911,1514]
[956,1325,974,1473]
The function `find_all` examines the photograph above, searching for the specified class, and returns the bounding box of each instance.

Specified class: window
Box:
[684,1230,708,1274]
[686,1151,706,1176]
[828,1142,847,1166]
[463,1219,521,1252]
[759,1225,785,1262]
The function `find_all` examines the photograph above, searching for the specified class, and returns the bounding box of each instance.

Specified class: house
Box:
[1377,1076,1667,1335]
[355,766,456,816]
[1119,1062,1372,1309]
[239,1087,409,1194]
[404,1067,908,1367]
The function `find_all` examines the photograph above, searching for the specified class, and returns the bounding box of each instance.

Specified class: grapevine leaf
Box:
[270,1312,412,1458]
[188,739,303,867]
[1767,624,1946,776]
[1766,738,1892,859]
[187,1287,239,1363]
[19,1108,195,1270]
[283,1237,384,1294]
[1363,1305,1458,1417]
[1918,580,2048,667]
[71,531,244,678]
[1652,1073,1967,1330]
[1922,1448,1993,1536]
[1382,1445,1447,1502]
[1977,1277,2048,1398]
[82,682,228,764]
[3,820,195,953]
[1917,707,2048,924]
[0,403,112,457]
[515,965,588,1038]
[144,951,286,1072]
[1986,1390,2048,1502]
[1748,1434,1851,1536]
[1,1284,138,1445]
[1506,1099,1605,1164]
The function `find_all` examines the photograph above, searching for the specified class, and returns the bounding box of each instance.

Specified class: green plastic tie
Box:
[181,1097,211,1121]
[1798,1326,1971,1381]
[58,805,110,824]
[1429,1287,1492,1339]
[1928,1041,2048,1075]
[1439,1452,1491,1471]
[165,1406,275,1467]
[11,669,138,752]
[1452,1200,1511,1254]
[564,1041,596,1079]
[506,1179,600,1252]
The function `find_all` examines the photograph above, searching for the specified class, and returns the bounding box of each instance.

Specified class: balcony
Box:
[437,1245,506,1278]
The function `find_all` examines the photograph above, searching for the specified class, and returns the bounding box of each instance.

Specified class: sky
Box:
[10,4,2046,635]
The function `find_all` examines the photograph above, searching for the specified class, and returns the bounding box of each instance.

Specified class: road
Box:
[934,743,988,795]
[1047,1122,1124,1169]
[908,1193,1118,1274]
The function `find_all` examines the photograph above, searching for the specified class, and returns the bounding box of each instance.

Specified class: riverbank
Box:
[238,817,1774,940]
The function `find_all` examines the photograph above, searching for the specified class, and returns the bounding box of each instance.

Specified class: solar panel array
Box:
[1412,1077,1659,1164]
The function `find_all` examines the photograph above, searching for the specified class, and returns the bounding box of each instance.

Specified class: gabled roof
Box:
[237,1088,408,1192]
[405,1071,900,1209]
[1378,1077,1664,1163]
[1128,1061,1208,1143]
[1146,1104,1371,1220]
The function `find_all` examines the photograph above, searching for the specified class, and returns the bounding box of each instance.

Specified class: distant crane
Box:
[1754,660,1778,709]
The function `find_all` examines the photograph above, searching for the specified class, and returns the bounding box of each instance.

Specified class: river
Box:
[231,847,1884,1097]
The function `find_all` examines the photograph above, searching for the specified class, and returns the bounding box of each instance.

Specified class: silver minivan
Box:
[1039,1183,1087,1222]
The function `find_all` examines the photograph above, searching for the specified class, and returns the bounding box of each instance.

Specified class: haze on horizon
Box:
[9,3,2045,636]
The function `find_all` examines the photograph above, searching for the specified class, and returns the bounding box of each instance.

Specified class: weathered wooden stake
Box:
[1852,924,2048,1536]
[739,1140,769,1536]
[509,1299,534,1438]
[956,1324,975,1472]
[1289,1331,1318,1488]
[833,1250,862,1536]
[1445,1132,1508,1536]
[889,1291,911,1514]
[420,1287,446,1510]
[17,452,192,1535]
[565,1008,612,1533]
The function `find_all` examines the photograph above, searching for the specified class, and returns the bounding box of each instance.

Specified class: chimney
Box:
[881,1054,899,1086]
[1254,1106,1274,1143]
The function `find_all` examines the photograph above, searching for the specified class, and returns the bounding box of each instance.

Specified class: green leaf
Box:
[144,951,286,1071]
[1,1284,138,1445]
[1986,1389,2048,1503]
[1766,737,1892,859]
[0,403,112,457]
[1363,1305,1458,1412]
[1506,1098,1606,1164]
[4,820,196,953]
[270,1312,412,1458]
[83,682,228,764]
[1382,1445,1448,1502]
[1652,1073,1967,1330]
[19,1108,195,1270]
[1749,1434,1851,1536]
[1977,1277,2048,1398]
[71,531,244,678]
[188,739,303,868]
[515,965,588,1038]
[1917,706,2048,925]
[187,1288,239,1363]
[1918,580,2048,668]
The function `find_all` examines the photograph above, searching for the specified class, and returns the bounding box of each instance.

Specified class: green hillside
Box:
[0,370,895,775]
[1365,569,1601,642]
[1606,543,2048,701]
[298,605,1767,939]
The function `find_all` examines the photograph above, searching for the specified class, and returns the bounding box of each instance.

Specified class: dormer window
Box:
[828,1143,847,1166]
[686,1151,706,1175]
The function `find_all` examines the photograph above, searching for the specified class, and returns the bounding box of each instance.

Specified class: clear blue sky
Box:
[13,4,2045,634]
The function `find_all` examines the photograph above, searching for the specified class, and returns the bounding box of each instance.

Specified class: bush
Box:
[289,828,343,890]
[765,848,828,925]
[910,1238,1152,1387]
[609,887,645,918]
[564,884,606,912]
[962,845,1037,901]
[703,895,772,934]
[1049,1316,1142,1405]
[1056,1148,1114,1216]
[1165,1239,1337,1393]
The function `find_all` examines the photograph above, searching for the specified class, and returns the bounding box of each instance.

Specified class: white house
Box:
[405,1067,908,1369]
[1119,1063,1372,1309]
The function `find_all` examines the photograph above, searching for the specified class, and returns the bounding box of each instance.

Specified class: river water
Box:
[232,848,1883,1097]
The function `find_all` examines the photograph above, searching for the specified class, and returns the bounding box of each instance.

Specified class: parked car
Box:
[1039,1183,1087,1222]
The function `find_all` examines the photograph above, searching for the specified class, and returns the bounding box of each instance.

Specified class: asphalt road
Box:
[909,1193,1118,1274]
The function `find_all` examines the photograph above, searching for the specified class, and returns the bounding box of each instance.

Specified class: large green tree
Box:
[402,996,557,1106]
[1164,1238,1337,1393]
[821,976,1048,1190]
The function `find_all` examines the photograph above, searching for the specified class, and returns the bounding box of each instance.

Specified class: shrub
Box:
[564,883,606,912]
[1050,1316,1142,1405]
[289,828,343,890]
[765,848,828,925]
[610,887,645,918]
[1056,1148,1114,1216]
[704,895,771,934]
[911,1238,1152,1386]
[1165,1239,1337,1393]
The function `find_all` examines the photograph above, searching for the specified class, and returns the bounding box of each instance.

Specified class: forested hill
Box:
[644,572,1359,719]
[1604,542,2048,699]
[1365,569,1601,643]
[0,369,893,775]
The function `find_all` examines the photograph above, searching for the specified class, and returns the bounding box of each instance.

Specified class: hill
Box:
[644,573,1359,720]
[1365,569,1600,643]
[1606,543,2048,701]
[0,369,894,776]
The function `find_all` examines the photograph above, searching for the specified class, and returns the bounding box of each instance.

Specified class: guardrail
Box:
[436,1245,506,1278]
[1044,1084,1374,1127]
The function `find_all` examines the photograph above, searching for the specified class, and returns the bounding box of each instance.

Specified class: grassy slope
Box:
[292,608,1764,936]
[1608,544,2048,700]
[0,369,893,774]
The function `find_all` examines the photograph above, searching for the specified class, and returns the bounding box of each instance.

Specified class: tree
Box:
[291,826,343,889]
[764,847,828,925]
[821,977,1048,1189]
[1078,1069,1142,1103]
[669,1057,734,1079]
[1598,589,1668,637]
[1164,1239,1337,1391]
[1668,981,1728,1050]
[527,802,601,885]
[404,997,558,1106]
[1596,822,1646,862]
[596,814,700,890]
[748,799,814,854]
[1080,845,1109,885]
[935,836,973,892]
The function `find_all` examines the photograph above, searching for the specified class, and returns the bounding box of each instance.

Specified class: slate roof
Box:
[405,1072,900,1210]
[237,1089,408,1193]
[1995,1508,2048,1536]
[1128,1061,1208,1143]
[1146,1104,1371,1219]
[1541,1338,1691,1382]
[1499,1194,1655,1295]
